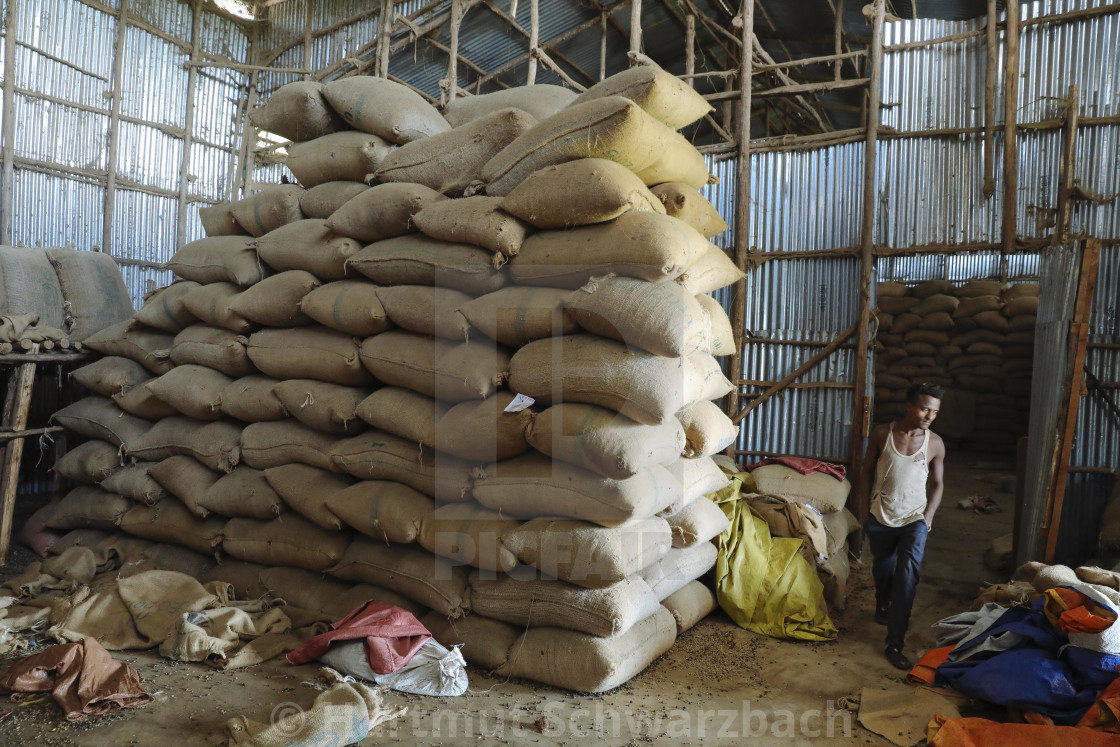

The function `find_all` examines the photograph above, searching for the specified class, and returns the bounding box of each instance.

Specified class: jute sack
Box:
[253,219,362,281]
[662,496,730,548]
[562,275,709,357]
[171,325,254,377]
[46,247,133,340]
[905,329,951,346]
[329,539,470,618]
[198,559,269,599]
[272,379,370,434]
[677,400,739,458]
[918,311,955,330]
[1004,283,1040,300]
[442,84,576,127]
[673,244,744,295]
[71,356,151,398]
[332,430,474,501]
[198,203,248,237]
[422,612,518,670]
[111,385,178,420]
[374,108,537,194]
[957,280,1003,297]
[100,462,167,506]
[497,605,677,693]
[481,96,669,196]
[0,245,67,329]
[143,543,218,580]
[200,467,286,520]
[222,515,351,572]
[220,375,287,422]
[180,282,254,333]
[1009,313,1036,331]
[664,457,730,511]
[638,542,718,601]
[953,328,1006,347]
[247,80,344,142]
[967,341,1003,356]
[299,181,369,219]
[974,310,1010,332]
[457,286,577,347]
[633,129,712,189]
[954,295,1002,318]
[947,353,1001,371]
[260,567,426,620]
[52,397,151,450]
[912,280,954,298]
[166,237,265,287]
[417,502,520,573]
[375,285,472,340]
[696,293,733,356]
[435,392,534,462]
[574,63,713,129]
[468,572,661,638]
[878,296,919,315]
[133,282,200,333]
[83,321,174,374]
[526,403,685,480]
[326,184,446,243]
[54,440,121,484]
[240,421,341,472]
[412,196,532,257]
[471,451,683,526]
[662,580,716,635]
[749,464,851,513]
[345,236,508,296]
[904,341,937,357]
[247,326,372,386]
[911,293,959,316]
[501,158,665,229]
[504,516,673,589]
[226,270,320,327]
[355,387,446,446]
[359,330,509,401]
[146,456,222,518]
[118,501,224,555]
[46,487,131,532]
[144,365,232,420]
[263,464,351,530]
[1007,331,1035,346]
[322,77,450,144]
[324,479,433,545]
[129,418,242,473]
[283,131,395,187]
[651,182,728,238]
[510,212,709,288]
[300,280,391,337]
[876,282,909,298]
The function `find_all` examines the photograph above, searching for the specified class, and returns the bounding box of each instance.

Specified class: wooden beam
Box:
[0,0,17,245]
[630,0,643,57]
[753,50,866,72]
[302,0,313,78]
[479,1,598,85]
[704,77,869,101]
[376,1,394,78]
[527,0,539,84]
[1056,84,1080,244]
[445,0,463,104]
[102,0,129,254]
[0,362,36,564]
[1002,0,1020,255]
[236,25,262,198]
[601,11,609,80]
[176,0,203,251]
[685,13,695,87]
[983,0,998,198]
[833,0,845,81]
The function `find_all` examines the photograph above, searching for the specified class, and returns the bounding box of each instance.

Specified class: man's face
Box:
[906,395,941,430]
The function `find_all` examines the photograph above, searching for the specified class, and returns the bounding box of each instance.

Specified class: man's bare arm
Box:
[857,425,887,525]
[924,437,946,529]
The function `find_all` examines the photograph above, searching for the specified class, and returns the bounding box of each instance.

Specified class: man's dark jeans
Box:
[866,515,928,650]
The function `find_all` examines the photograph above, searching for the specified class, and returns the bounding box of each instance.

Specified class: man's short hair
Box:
[906,382,945,404]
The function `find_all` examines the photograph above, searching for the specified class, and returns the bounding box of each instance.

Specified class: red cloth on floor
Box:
[1077,668,1120,733]
[0,637,153,721]
[928,714,1120,746]
[907,644,955,686]
[286,601,430,675]
[744,456,847,481]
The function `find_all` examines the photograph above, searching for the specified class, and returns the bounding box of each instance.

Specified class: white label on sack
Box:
[503,394,535,413]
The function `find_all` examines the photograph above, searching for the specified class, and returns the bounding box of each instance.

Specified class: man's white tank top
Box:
[870,423,930,528]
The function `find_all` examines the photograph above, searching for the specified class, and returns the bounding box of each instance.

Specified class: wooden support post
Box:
[685,13,696,88]
[236,25,261,199]
[1003,0,1021,253]
[848,0,884,474]
[376,1,394,79]
[446,0,462,104]
[527,0,539,84]
[833,0,844,81]
[0,362,36,564]
[1057,84,1080,244]
[629,0,642,59]
[102,0,129,254]
[0,0,17,245]
[176,0,203,251]
[982,0,998,198]
[600,12,608,80]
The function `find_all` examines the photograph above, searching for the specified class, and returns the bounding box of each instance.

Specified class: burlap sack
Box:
[332,430,474,501]
[329,540,470,618]
[442,84,576,127]
[83,321,173,374]
[260,567,425,619]
[222,515,351,572]
[955,374,1001,393]
[346,235,507,295]
[1009,313,1036,331]
[253,219,362,281]
[199,559,269,599]
[323,76,450,144]
[905,329,951,346]
[471,451,683,526]
[283,131,395,187]
[417,501,520,573]
[46,486,131,531]
[457,286,577,347]
[272,379,369,434]
[662,496,730,548]
[240,421,341,472]
[953,295,1002,318]
[144,364,232,420]
[422,612,518,670]
[575,63,713,129]
[71,356,151,398]
[878,296,919,315]
[111,384,178,420]
[967,341,1003,356]
[526,403,685,480]
[510,212,709,288]
[911,293,959,316]
[953,328,1005,347]
[905,341,938,357]
[355,387,446,446]
[875,282,908,298]
[973,310,1010,332]
[54,441,122,484]
[247,80,344,142]
[228,184,306,237]
[435,392,534,462]
[359,330,508,401]
[639,542,718,601]
[651,182,728,238]
[133,282,200,333]
[52,397,151,450]
[180,282,254,333]
[220,375,287,422]
[1003,283,1040,300]
[948,353,1001,370]
[130,418,242,473]
[633,129,712,189]
[909,280,952,298]
[696,293,734,357]
[677,400,739,458]
[749,464,851,513]
[299,181,369,219]
[662,580,716,634]
[145,455,222,517]
[324,479,433,545]
[198,202,248,237]
[412,196,532,257]
[299,280,391,337]
[118,501,224,555]
[375,108,536,194]
[918,311,955,330]
[955,279,1002,297]
[890,312,921,335]
[374,285,472,340]
[171,325,254,377]
[100,462,168,506]
[247,326,372,386]
[326,183,446,244]
[167,237,265,287]
[674,244,744,294]
[200,467,286,520]
[0,245,67,329]
[226,270,320,327]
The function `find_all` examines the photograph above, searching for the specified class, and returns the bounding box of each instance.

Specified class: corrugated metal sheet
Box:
[13,93,109,169]
[115,120,184,192]
[11,171,104,248]
[111,190,178,262]
[14,0,115,109]
[119,26,190,127]
[129,0,192,40]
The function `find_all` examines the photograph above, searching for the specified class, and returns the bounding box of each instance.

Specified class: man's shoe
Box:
[885,645,912,671]
[874,604,889,626]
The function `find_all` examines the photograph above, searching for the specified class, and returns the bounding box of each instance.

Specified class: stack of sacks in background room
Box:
[45,63,747,693]
[873,279,1039,454]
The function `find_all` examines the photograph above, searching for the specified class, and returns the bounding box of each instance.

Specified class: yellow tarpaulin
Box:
[708,477,838,641]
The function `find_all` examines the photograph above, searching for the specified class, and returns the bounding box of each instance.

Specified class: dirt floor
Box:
[0,454,1017,746]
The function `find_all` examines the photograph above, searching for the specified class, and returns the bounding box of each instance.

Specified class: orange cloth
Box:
[1077,670,1120,733]
[1043,587,1117,634]
[907,644,955,686]
[927,714,1120,746]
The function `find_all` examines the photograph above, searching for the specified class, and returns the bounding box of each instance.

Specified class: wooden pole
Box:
[302,0,313,78]
[629,0,642,59]
[848,0,884,473]
[1057,84,1080,244]
[376,1,394,78]
[446,0,462,104]
[0,0,16,246]
[833,0,844,81]
[1003,0,1021,254]
[0,362,36,564]
[600,12,608,81]
[236,25,261,199]
[102,0,129,254]
[527,0,539,84]
[176,0,203,251]
[982,0,998,198]
[685,13,696,88]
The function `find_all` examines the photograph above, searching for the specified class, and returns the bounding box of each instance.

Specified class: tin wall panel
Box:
[11,171,104,249]
[110,190,178,264]
[193,70,246,146]
[119,26,189,127]
[189,142,234,202]
[13,93,109,169]
[129,0,192,40]
[199,8,249,60]
[14,0,114,109]
[116,120,184,192]
[121,264,174,309]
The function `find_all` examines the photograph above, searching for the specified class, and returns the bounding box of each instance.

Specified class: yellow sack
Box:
[708,477,838,641]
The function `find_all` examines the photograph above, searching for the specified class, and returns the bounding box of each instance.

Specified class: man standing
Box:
[858,382,946,670]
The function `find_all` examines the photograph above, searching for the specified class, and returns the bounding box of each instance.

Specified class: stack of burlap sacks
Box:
[46,65,748,692]
[873,279,1039,453]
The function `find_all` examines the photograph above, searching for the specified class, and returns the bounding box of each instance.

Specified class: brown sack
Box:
[263,464,352,531]
[129,418,242,473]
[133,282,200,333]
[651,183,728,238]
[953,295,1002,318]
[299,181,369,219]
[52,397,151,450]
[170,325,254,377]
[226,270,320,327]
[412,196,531,257]
[143,365,232,420]
[0,245,67,330]
[332,430,474,502]
[46,486,131,531]
[284,131,395,187]
[326,183,446,243]
[83,321,173,374]
[146,455,222,518]
[354,387,446,446]
[696,293,734,357]
[911,293,959,316]
[329,540,469,618]
[300,280,391,337]
[417,502,520,573]
[677,400,739,458]
[633,129,711,189]
[435,392,534,462]
[253,219,362,281]
[167,237,265,287]
[675,246,745,295]
[118,501,224,555]
[200,467,286,520]
[46,247,133,341]
[54,441,122,485]
[374,285,471,341]
[240,421,341,472]
[346,235,507,295]
[574,63,713,129]
[180,282,254,333]
[457,286,577,347]
[442,84,575,127]
[260,568,425,620]
[662,580,716,634]
[220,375,287,422]
[662,497,730,548]
[198,203,248,237]
[111,385,179,421]
[359,330,508,401]
[100,462,168,506]
[749,464,851,513]
[222,516,350,572]
[272,379,370,434]
[247,326,371,386]
[957,280,1004,298]
[228,185,306,237]
[247,81,344,142]
[71,356,151,398]
[322,76,450,144]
